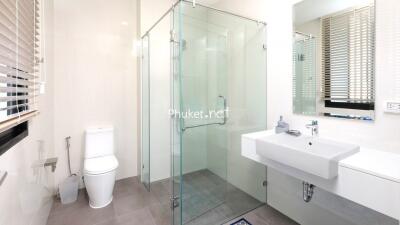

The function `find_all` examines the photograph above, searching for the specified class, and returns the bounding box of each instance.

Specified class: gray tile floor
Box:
[180,170,263,225]
[46,171,298,225]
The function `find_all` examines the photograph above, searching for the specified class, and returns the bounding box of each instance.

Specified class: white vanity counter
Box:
[242,130,400,220]
[340,148,400,183]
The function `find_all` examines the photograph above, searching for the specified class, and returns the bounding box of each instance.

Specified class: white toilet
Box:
[84,127,119,209]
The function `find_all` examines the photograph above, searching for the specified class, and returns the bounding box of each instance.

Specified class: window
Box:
[0,0,40,154]
[322,4,375,111]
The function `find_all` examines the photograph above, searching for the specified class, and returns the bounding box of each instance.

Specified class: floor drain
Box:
[230,218,252,225]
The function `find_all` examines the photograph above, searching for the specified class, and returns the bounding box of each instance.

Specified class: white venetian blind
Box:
[0,0,40,130]
[322,4,375,107]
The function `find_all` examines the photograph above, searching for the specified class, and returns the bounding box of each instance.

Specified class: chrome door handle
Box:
[181,96,228,132]
[218,95,227,125]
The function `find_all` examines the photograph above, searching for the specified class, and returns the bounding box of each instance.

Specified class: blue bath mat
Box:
[230,218,252,225]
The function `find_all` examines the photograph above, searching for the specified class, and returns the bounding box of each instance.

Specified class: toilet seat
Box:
[84,155,119,175]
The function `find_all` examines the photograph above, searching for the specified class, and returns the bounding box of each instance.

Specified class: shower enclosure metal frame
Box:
[141,1,268,224]
[140,1,266,40]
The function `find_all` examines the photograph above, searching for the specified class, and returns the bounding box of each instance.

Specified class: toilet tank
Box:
[85,127,114,159]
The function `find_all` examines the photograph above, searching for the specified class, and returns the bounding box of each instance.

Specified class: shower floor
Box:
[177,169,263,225]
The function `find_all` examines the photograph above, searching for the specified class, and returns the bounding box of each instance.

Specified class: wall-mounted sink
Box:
[256,133,360,179]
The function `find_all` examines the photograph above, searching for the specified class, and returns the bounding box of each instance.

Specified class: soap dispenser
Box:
[275,116,289,133]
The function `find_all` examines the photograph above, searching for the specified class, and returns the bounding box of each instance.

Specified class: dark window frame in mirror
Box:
[324,100,375,110]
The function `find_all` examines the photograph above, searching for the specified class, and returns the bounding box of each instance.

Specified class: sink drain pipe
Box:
[303,182,315,202]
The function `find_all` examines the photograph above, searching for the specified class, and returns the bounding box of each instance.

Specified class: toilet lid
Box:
[84,155,119,175]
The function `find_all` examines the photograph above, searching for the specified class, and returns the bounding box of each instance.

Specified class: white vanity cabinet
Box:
[242,130,400,221]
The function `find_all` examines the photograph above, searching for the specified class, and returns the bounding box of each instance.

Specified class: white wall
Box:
[213,0,400,224]
[53,0,139,186]
[0,1,55,224]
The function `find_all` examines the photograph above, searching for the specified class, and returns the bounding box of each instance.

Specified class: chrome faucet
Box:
[306,120,319,136]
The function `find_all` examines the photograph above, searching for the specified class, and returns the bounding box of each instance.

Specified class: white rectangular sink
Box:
[256,133,360,179]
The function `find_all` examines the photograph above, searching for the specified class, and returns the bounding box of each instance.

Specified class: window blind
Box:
[0,0,40,130]
[322,4,375,110]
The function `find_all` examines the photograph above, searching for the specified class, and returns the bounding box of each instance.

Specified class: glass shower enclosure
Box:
[293,33,316,115]
[141,1,267,224]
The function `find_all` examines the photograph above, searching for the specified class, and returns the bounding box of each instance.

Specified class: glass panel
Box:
[141,35,150,190]
[174,2,267,224]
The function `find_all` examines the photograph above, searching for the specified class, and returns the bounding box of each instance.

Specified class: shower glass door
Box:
[173,1,267,225]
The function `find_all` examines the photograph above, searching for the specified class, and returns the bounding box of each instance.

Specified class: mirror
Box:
[293,0,375,120]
